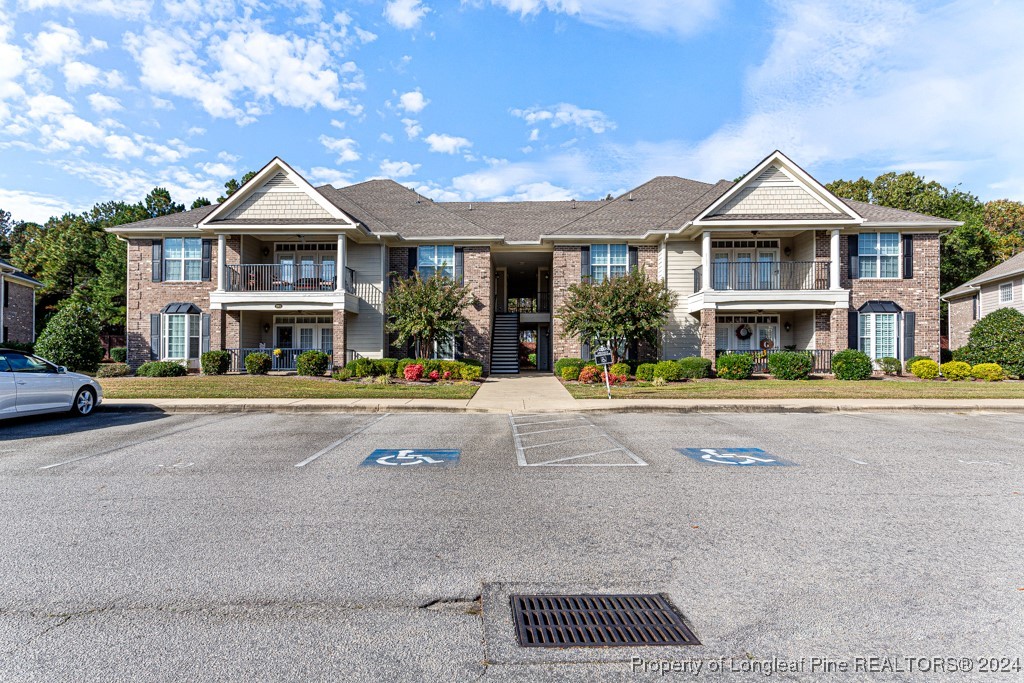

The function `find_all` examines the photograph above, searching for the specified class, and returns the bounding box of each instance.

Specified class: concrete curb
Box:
[99,399,1024,415]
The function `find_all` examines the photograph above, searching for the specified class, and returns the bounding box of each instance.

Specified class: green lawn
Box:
[565,377,1024,400]
[100,375,480,399]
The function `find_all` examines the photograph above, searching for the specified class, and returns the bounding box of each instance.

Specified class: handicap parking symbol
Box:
[361,449,460,467]
[677,448,794,467]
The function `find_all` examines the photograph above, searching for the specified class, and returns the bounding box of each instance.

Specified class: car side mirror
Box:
[57,366,68,374]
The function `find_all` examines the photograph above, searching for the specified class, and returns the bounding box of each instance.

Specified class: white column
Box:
[216,234,227,292]
[336,233,347,293]
[701,231,712,291]
[830,229,841,290]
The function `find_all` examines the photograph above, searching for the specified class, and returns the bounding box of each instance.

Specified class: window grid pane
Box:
[1000,283,1013,303]
[183,238,202,258]
[166,315,185,358]
[880,255,899,278]
[164,238,183,259]
[875,314,895,359]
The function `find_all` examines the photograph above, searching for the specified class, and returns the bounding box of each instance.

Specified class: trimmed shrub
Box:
[939,360,972,381]
[4,340,33,353]
[561,365,582,381]
[601,371,627,385]
[910,358,939,380]
[200,350,230,375]
[878,357,902,376]
[578,365,601,383]
[96,362,131,378]
[33,300,105,372]
[136,360,187,377]
[676,356,712,379]
[109,347,127,363]
[971,363,1005,381]
[460,364,483,381]
[955,307,1024,377]
[653,360,683,381]
[346,357,377,377]
[297,350,330,376]
[904,355,928,373]
[428,370,440,381]
[715,353,754,380]
[766,351,812,380]
[635,363,657,382]
[375,358,399,377]
[396,358,416,377]
[528,352,537,366]
[332,368,353,381]
[404,363,424,381]
[609,362,631,378]
[832,349,873,380]
[244,352,272,375]
[413,358,443,376]
[554,357,585,377]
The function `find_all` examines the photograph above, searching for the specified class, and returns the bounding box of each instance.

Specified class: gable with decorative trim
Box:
[712,165,839,217]
[226,172,334,221]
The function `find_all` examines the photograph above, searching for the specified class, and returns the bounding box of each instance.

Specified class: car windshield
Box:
[4,353,56,373]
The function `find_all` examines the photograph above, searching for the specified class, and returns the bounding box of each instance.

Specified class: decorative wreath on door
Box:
[735,324,753,340]
[760,338,775,350]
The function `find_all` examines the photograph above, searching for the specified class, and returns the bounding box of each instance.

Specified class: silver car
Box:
[0,349,104,419]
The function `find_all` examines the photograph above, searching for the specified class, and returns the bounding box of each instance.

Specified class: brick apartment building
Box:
[107,151,955,374]
[0,259,41,345]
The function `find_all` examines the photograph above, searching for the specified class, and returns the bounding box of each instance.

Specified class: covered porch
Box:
[709,309,837,373]
[224,309,349,372]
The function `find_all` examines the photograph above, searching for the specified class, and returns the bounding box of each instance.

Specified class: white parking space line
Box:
[509,417,583,427]
[510,413,647,467]
[294,413,391,468]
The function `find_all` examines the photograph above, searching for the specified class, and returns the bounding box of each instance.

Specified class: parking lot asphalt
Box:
[1,409,1022,682]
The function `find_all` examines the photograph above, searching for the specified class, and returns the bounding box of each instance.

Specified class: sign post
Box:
[593,344,614,400]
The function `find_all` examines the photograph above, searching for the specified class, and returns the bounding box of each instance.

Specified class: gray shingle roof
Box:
[944,250,1024,299]
[841,198,958,225]
[442,200,603,241]
[0,258,42,286]
[112,204,218,230]
[328,180,488,237]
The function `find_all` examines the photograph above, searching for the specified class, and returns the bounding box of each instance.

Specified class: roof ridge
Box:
[317,185,391,232]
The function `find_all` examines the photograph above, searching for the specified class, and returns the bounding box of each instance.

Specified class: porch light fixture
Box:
[262,247,270,257]
[275,304,283,309]
[751,230,759,236]
[263,323,271,333]
[784,322,792,332]
[784,246,792,256]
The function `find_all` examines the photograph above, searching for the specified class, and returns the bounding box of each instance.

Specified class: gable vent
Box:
[257,172,299,193]
[755,165,790,184]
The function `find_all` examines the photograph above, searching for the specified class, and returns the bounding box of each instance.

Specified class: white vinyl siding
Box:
[661,240,701,358]
[346,242,385,360]
[859,313,898,360]
[858,233,900,279]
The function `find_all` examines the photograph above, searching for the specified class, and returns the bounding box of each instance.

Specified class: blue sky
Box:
[1,0,1022,222]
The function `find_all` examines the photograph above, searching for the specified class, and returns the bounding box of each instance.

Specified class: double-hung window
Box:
[164,313,200,361]
[164,238,203,281]
[858,233,900,278]
[418,245,455,279]
[1000,282,1013,303]
[590,244,628,282]
[859,313,898,360]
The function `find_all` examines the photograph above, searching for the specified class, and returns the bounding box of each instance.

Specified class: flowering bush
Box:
[443,371,452,380]
[429,370,440,380]
[601,371,627,385]
[577,365,601,383]
[403,363,424,381]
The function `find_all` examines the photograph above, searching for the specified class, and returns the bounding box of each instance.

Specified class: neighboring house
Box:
[0,258,41,344]
[107,151,955,374]
[943,251,1024,349]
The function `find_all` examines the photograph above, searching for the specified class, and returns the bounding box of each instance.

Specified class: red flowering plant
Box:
[601,371,627,385]
[577,365,601,383]
[443,371,452,380]
[429,370,440,381]
[403,363,424,381]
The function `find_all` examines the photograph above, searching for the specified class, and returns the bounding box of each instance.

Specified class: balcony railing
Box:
[694,261,830,291]
[225,264,356,294]
[716,349,834,374]
[226,347,334,372]
[506,295,551,313]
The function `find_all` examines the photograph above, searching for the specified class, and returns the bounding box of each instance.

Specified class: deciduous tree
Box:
[385,272,477,359]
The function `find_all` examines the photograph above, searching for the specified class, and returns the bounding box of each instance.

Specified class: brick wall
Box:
[840,232,941,360]
[947,296,975,350]
[552,245,582,360]
[3,279,35,343]
[461,246,492,372]
[700,309,716,361]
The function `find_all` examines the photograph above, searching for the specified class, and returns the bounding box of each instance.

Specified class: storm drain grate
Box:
[510,594,700,648]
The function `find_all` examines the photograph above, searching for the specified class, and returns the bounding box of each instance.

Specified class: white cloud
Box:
[379,159,420,178]
[198,161,235,178]
[511,103,615,134]
[32,23,89,66]
[0,187,80,223]
[26,93,73,119]
[479,0,722,37]
[384,0,430,29]
[59,159,222,208]
[379,132,394,143]
[398,88,429,113]
[87,92,122,113]
[103,134,142,159]
[319,134,360,163]
[424,132,472,154]
[62,61,99,90]
[304,165,354,187]
[401,117,422,139]
[18,0,153,19]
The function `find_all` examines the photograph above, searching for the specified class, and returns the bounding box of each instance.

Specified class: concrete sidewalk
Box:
[465,373,577,411]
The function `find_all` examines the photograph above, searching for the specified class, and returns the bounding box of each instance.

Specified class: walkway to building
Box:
[465,372,577,412]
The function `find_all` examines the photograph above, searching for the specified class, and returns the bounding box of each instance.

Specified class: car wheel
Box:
[71,387,96,417]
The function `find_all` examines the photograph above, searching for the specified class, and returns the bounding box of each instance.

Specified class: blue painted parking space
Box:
[676,448,795,467]
[361,449,460,467]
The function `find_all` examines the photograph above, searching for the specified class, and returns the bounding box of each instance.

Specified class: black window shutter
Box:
[903,312,916,359]
[455,247,464,284]
[580,246,590,281]
[201,239,213,281]
[201,313,211,354]
[581,340,591,361]
[152,241,163,282]
[150,313,161,360]
[455,332,464,360]
[3,280,8,307]
[847,310,859,350]
[902,234,913,279]
[847,235,859,280]
[628,246,638,273]
[407,247,417,277]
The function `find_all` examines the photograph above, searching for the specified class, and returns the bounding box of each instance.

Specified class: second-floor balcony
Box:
[694,260,830,291]
[224,264,356,293]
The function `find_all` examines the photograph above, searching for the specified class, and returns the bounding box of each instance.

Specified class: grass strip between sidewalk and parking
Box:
[565,378,1024,399]
[99,376,480,399]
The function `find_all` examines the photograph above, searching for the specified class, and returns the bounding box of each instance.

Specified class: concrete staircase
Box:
[490,313,520,374]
